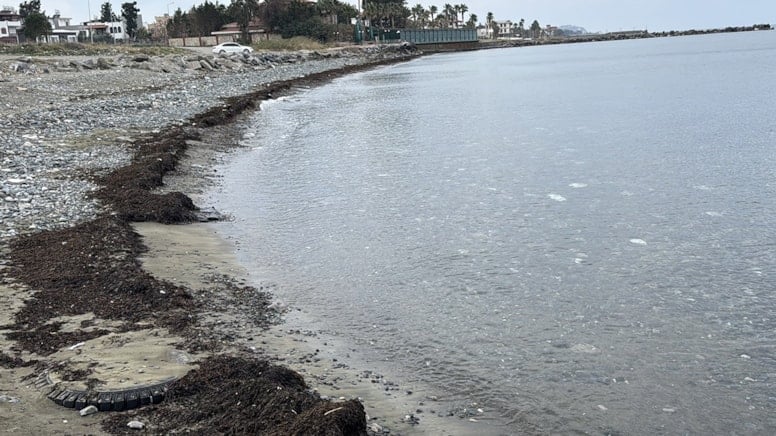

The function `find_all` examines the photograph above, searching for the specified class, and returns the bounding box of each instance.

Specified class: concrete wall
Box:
[169,33,282,47]
[169,35,233,47]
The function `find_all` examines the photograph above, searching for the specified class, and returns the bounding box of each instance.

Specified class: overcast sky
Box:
[39,0,776,33]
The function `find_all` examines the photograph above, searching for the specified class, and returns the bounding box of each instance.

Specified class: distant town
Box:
[0,1,771,47]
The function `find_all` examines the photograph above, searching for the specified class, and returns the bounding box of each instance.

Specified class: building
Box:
[0,8,22,44]
[495,20,513,38]
[211,18,268,42]
[83,20,128,42]
[44,11,84,43]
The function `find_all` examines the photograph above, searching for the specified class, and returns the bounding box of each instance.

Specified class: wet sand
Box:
[133,219,494,435]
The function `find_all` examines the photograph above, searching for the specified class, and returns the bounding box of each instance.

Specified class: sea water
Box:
[207,31,776,434]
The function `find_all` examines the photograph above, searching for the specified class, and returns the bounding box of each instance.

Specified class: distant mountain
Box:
[558,25,589,35]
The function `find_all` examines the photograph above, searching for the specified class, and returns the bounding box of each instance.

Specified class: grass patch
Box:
[0,42,188,56]
[253,36,326,51]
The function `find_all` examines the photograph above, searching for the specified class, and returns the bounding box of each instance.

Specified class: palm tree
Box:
[459,4,468,27]
[486,11,494,38]
[364,2,381,27]
[411,3,423,27]
[429,5,438,27]
[465,13,477,29]
[518,18,525,37]
[443,4,457,28]
[422,4,432,28]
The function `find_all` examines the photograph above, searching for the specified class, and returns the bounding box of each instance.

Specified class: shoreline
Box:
[0,44,464,434]
[153,109,506,434]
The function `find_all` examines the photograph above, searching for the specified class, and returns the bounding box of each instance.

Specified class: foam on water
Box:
[548,194,567,202]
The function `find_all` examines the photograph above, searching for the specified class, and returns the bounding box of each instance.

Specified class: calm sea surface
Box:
[208,32,776,434]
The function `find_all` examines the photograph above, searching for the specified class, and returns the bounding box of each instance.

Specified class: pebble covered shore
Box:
[0,45,416,241]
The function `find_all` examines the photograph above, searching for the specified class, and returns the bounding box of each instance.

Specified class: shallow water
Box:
[208,32,776,434]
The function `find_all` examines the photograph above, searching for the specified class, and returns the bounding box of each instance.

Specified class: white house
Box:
[45,12,81,42]
[0,8,22,43]
[495,20,513,38]
[83,20,128,41]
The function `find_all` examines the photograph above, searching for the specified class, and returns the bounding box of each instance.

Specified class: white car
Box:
[212,42,254,55]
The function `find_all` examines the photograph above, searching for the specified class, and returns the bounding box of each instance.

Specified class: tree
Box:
[465,13,476,29]
[410,3,425,28]
[22,11,50,41]
[100,2,118,22]
[166,8,191,38]
[335,1,358,24]
[189,1,228,36]
[135,26,150,41]
[530,19,541,39]
[363,0,407,29]
[486,11,493,38]
[19,0,50,41]
[458,4,467,27]
[231,0,260,43]
[121,2,140,39]
[442,4,454,28]
[429,5,437,25]
[316,0,357,25]
[18,0,40,18]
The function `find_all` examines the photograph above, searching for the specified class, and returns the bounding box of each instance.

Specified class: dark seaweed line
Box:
[9,53,418,417]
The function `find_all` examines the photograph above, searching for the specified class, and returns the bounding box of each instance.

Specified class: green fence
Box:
[397,28,478,44]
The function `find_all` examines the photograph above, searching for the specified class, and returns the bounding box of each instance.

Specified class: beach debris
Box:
[79,405,98,416]
[629,238,647,245]
[127,420,145,429]
[662,407,676,413]
[0,395,20,403]
[368,422,383,433]
[402,414,420,425]
[597,404,608,411]
[323,406,344,416]
[740,354,751,359]
[68,342,85,351]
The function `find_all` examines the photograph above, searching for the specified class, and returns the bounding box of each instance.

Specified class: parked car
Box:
[212,42,254,55]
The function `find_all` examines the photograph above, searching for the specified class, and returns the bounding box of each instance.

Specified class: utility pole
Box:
[166,2,174,45]
[87,0,93,43]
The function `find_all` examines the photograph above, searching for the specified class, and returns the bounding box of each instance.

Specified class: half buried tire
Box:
[45,377,176,412]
